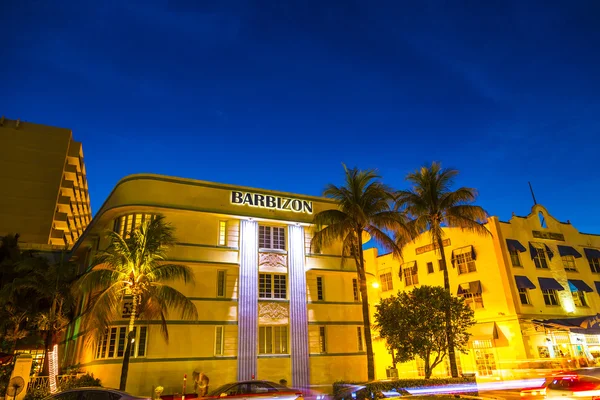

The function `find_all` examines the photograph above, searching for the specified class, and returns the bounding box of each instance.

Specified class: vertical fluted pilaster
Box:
[288,225,310,392]
[237,219,258,380]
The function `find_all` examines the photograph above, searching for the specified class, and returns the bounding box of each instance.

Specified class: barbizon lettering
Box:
[231,191,313,214]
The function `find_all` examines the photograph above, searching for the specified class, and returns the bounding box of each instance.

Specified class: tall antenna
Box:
[528,182,537,206]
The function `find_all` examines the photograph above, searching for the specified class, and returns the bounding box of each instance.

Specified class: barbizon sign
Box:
[231,191,313,214]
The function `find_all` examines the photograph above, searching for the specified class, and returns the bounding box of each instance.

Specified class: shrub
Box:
[333,377,477,399]
[23,373,102,400]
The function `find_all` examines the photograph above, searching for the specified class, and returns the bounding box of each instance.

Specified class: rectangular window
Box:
[572,291,588,307]
[259,226,286,250]
[460,293,484,310]
[562,255,577,272]
[96,326,148,359]
[258,326,288,354]
[403,265,418,286]
[510,250,522,267]
[316,276,324,301]
[426,262,434,274]
[357,327,364,352]
[542,289,560,306]
[352,278,359,301]
[215,326,224,355]
[217,270,226,298]
[518,288,531,305]
[319,326,327,353]
[438,259,446,271]
[218,221,227,246]
[259,274,287,299]
[534,247,549,269]
[456,251,477,274]
[380,272,393,292]
[589,258,600,273]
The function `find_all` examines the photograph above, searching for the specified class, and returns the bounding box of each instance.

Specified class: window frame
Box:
[534,247,550,269]
[259,225,286,251]
[460,292,484,309]
[258,325,288,355]
[402,266,419,286]
[316,276,325,301]
[510,250,522,267]
[456,251,477,274]
[217,270,227,298]
[218,220,228,246]
[215,326,224,355]
[562,255,577,272]
[113,213,155,238]
[572,291,589,307]
[318,326,327,353]
[259,273,287,299]
[96,325,148,359]
[357,327,364,352]
[380,272,393,292]
[352,278,359,302]
[542,289,560,306]
[426,262,434,274]
[589,258,600,273]
[518,288,531,305]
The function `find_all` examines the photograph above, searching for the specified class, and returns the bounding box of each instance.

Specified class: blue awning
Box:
[595,282,600,294]
[529,242,555,260]
[584,248,600,260]
[506,239,527,253]
[515,275,536,289]
[557,245,582,258]
[568,279,593,292]
[538,277,565,291]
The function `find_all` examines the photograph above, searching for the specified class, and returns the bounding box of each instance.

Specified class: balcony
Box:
[49,228,66,246]
[54,212,69,230]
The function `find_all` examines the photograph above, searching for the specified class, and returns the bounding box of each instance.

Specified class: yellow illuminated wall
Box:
[367,205,600,380]
[65,174,372,396]
[0,117,91,249]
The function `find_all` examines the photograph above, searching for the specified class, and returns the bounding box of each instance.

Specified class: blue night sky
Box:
[2,1,600,231]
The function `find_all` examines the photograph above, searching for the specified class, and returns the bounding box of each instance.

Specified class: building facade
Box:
[0,117,91,249]
[366,204,600,380]
[65,174,377,395]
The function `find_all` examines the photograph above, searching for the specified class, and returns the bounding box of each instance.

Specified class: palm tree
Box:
[311,166,411,381]
[396,162,488,377]
[76,215,198,391]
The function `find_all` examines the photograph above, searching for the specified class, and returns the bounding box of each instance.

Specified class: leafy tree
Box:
[375,286,474,379]
[311,166,411,380]
[396,162,488,377]
[76,215,198,391]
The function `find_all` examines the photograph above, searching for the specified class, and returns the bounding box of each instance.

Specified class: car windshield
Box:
[207,383,235,397]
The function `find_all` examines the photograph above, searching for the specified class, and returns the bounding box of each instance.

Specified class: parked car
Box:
[543,368,600,399]
[44,387,150,400]
[200,381,303,400]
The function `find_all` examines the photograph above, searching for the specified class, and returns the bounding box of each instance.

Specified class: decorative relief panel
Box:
[259,252,287,268]
[258,302,289,324]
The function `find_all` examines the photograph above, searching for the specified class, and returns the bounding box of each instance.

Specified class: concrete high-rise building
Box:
[0,116,92,249]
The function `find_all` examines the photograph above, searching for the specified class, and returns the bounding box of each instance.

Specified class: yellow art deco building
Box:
[0,117,91,249]
[367,204,600,381]
[65,174,378,394]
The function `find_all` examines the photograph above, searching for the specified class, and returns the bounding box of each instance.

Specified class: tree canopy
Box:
[375,285,475,379]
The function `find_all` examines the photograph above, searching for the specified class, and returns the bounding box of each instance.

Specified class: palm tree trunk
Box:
[438,237,458,378]
[357,235,375,381]
[41,331,52,376]
[119,296,137,391]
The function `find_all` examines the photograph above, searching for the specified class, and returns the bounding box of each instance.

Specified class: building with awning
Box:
[365,203,600,380]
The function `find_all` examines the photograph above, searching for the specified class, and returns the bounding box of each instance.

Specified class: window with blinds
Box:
[352,278,359,301]
[258,326,288,354]
[113,214,156,238]
[316,276,324,300]
[319,326,327,353]
[218,221,228,246]
[96,326,148,359]
[217,270,227,298]
[215,326,224,355]
[259,226,286,250]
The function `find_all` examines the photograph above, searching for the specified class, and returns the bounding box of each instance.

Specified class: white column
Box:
[288,225,310,391]
[237,220,258,380]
